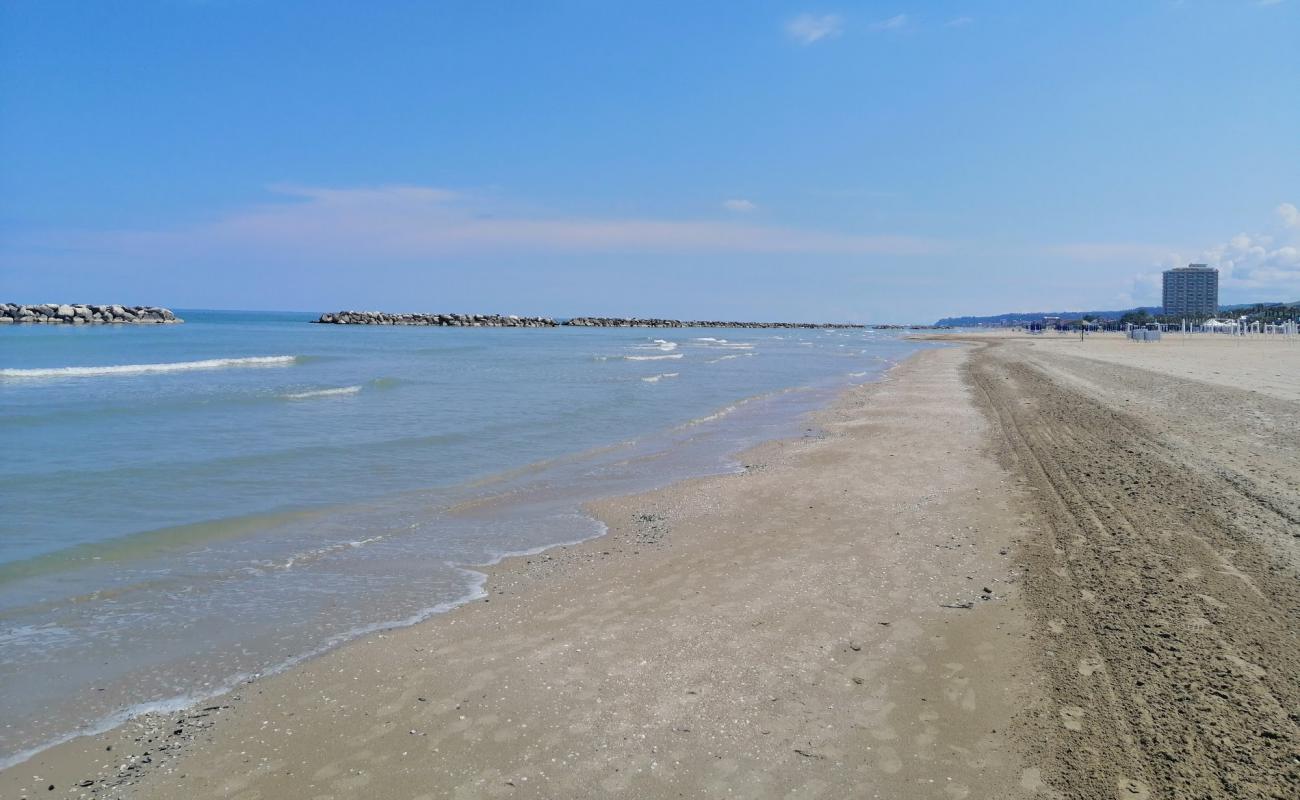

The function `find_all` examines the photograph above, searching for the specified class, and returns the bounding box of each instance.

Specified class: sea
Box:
[0,310,924,766]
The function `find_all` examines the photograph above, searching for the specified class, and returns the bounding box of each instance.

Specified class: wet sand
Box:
[3,335,1296,799]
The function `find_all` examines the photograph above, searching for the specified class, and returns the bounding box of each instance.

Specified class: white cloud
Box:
[1277,202,1299,227]
[722,199,758,213]
[1145,203,1300,301]
[1046,204,1300,305]
[786,14,843,45]
[26,184,943,261]
[870,14,908,31]
[946,16,974,27]
[1195,234,1299,293]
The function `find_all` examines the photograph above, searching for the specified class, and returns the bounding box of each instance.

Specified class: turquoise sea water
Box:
[0,310,922,765]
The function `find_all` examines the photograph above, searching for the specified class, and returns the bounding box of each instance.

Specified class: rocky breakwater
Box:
[316,311,558,327]
[316,311,870,328]
[1,303,182,325]
[564,317,867,329]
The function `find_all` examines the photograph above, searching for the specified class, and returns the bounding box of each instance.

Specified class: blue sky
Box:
[1,1,1297,322]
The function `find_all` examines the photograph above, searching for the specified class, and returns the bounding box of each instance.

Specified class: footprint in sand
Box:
[1078,654,1105,677]
[1197,593,1227,610]
[875,745,903,774]
[1116,776,1151,799]
[1020,767,1046,791]
[1060,706,1085,731]
[1223,652,1267,678]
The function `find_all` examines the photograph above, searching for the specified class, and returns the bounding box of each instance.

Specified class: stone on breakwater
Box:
[0,304,182,325]
[315,311,558,327]
[563,316,867,329]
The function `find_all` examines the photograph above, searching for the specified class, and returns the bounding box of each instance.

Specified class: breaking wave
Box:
[281,385,363,400]
[1,356,301,380]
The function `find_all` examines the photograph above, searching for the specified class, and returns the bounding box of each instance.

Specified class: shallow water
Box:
[0,310,922,765]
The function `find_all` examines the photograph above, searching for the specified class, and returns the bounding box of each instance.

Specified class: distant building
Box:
[1162,264,1218,317]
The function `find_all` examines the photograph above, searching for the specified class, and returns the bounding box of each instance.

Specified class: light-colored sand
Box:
[5,335,1297,799]
[1,346,1038,799]
[961,330,1300,402]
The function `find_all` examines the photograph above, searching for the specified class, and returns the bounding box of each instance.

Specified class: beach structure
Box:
[1162,264,1218,317]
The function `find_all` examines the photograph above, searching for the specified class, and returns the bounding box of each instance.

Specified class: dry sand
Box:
[981,330,1300,403]
[2,335,1296,799]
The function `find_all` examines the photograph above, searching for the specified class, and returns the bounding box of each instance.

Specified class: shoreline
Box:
[0,354,917,784]
[3,345,1040,798]
[5,334,1294,798]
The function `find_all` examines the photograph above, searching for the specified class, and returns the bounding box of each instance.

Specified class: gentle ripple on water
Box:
[0,310,924,766]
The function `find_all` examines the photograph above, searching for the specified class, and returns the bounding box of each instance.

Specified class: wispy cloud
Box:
[946,16,974,27]
[1041,242,1173,262]
[1179,204,1300,295]
[786,13,843,45]
[1120,203,1300,303]
[870,14,908,31]
[16,184,944,262]
[1277,201,1299,228]
[722,198,758,213]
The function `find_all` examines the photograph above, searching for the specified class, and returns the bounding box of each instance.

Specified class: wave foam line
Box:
[0,516,613,772]
[691,337,752,349]
[0,563,490,773]
[1,355,300,379]
[641,372,680,383]
[623,353,683,361]
[282,385,362,400]
[706,352,756,363]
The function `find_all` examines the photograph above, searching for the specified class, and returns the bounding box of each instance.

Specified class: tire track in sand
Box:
[966,342,1299,800]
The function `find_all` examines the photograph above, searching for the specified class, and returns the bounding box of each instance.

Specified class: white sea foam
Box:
[645,339,678,351]
[0,564,490,772]
[641,372,680,383]
[282,385,362,400]
[691,337,755,350]
[0,355,300,380]
[678,399,744,426]
[623,353,684,361]
[706,352,757,363]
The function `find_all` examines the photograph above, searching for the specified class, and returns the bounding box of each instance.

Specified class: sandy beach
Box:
[4,334,1297,799]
